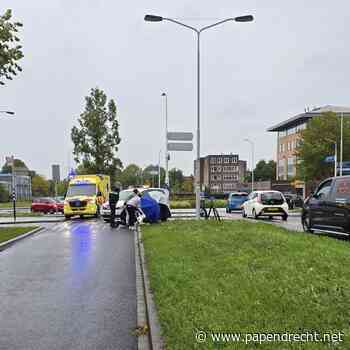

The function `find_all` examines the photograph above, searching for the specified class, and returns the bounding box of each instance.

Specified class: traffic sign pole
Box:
[12,190,16,223]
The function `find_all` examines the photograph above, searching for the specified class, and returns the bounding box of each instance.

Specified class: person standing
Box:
[126,189,141,229]
[109,186,120,228]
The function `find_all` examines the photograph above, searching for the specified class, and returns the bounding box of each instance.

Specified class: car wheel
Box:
[302,213,313,233]
[242,209,247,218]
[65,215,71,220]
[253,209,259,220]
[268,216,273,220]
[282,215,288,221]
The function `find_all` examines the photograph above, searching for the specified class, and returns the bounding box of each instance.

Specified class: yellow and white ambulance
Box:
[64,175,110,219]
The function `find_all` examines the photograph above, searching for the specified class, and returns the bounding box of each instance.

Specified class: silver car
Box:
[101,187,171,222]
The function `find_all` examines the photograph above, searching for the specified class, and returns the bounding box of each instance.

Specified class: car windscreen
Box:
[260,192,284,205]
[230,194,247,200]
[66,184,96,197]
[333,178,350,201]
[119,190,135,202]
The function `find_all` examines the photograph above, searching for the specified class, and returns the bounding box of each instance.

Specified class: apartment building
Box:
[267,105,350,198]
[195,154,247,193]
[268,105,350,181]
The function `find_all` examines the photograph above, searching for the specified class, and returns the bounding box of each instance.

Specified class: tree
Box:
[31,175,49,197]
[254,160,276,181]
[48,179,69,197]
[0,9,23,85]
[169,168,184,192]
[1,158,28,174]
[117,164,142,188]
[181,176,194,192]
[296,112,350,181]
[143,165,165,188]
[0,184,9,202]
[71,88,122,182]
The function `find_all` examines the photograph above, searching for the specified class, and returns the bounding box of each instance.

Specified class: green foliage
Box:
[31,175,49,197]
[245,160,276,182]
[254,159,276,181]
[71,87,122,181]
[0,9,23,85]
[170,199,226,209]
[47,179,68,197]
[117,164,142,188]
[169,168,184,192]
[142,165,166,188]
[0,184,9,202]
[296,112,350,181]
[1,158,28,174]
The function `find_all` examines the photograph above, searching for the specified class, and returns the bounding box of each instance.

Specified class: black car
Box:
[302,176,350,235]
[284,193,303,209]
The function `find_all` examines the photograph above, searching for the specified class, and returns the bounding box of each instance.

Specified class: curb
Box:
[0,226,44,251]
[135,226,164,350]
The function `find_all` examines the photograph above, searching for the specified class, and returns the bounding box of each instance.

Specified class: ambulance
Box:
[64,175,110,219]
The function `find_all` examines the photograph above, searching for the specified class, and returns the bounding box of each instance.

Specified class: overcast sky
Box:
[1,1,349,179]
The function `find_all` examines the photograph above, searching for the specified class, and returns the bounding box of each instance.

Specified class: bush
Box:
[170,199,226,209]
[0,185,9,203]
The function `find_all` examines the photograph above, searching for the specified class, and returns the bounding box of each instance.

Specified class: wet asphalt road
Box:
[0,219,137,350]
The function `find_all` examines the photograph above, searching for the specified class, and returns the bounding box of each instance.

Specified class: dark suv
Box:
[302,176,350,235]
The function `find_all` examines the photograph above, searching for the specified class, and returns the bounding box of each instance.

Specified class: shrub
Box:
[0,185,10,203]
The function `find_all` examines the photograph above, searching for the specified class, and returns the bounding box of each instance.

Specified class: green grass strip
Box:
[143,220,350,349]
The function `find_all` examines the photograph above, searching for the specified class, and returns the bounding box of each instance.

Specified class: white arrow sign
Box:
[168,143,193,151]
[167,132,193,141]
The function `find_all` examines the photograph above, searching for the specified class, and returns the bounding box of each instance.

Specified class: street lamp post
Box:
[161,93,169,187]
[0,110,15,116]
[145,14,254,219]
[158,149,162,188]
[244,139,254,192]
[334,141,338,178]
[340,112,344,176]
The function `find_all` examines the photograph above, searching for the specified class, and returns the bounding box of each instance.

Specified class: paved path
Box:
[225,211,303,231]
[0,219,137,350]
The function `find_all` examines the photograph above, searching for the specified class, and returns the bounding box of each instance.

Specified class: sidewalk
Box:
[0,216,65,225]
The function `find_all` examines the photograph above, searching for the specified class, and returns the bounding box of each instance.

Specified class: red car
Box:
[31,198,58,214]
[54,198,64,213]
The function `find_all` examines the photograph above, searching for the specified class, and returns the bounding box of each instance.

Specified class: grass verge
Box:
[0,201,31,208]
[0,226,37,244]
[0,212,44,218]
[142,220,350,349]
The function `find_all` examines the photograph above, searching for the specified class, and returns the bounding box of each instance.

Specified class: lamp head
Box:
[144,14,163,22]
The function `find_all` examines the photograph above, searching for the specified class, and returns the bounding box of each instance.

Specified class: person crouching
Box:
[126,189,141,229]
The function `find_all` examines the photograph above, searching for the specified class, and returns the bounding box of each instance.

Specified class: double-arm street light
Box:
[0,110,15,116]
[145,14,254,219]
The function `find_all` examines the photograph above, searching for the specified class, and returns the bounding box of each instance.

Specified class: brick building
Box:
[267,105,350,198]
[195,154,247,193]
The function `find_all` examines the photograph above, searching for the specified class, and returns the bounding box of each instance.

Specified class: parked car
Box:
[302,176,350,235]
[54,197,64,213]
[101,187,171,222]
[242,190,288,221]
[284,193,303,209]
[226,192,248,213]
[31,198,58,214]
